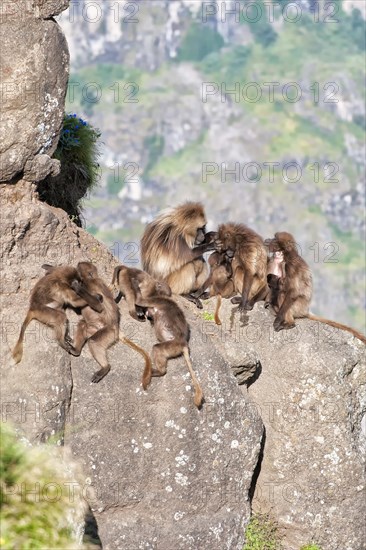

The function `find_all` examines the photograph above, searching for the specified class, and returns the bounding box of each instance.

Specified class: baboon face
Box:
[218,226,236,253]
[194,225,206,245]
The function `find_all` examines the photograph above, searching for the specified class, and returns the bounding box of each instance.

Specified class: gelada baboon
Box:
[111,264,171,321]
[136,296,203,408]
[140,202,216,308]
[216,223,267,312]
[264,250,286,311]
[265,232,366,343]
[43,262,152,384]
[193,251,235,325]
[12,266,103,364]
[68,261,121,382]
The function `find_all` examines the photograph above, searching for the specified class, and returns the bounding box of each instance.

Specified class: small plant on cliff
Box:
[300,545,322,550]
[202,311,215,321]
[37,113,101,227]
[243,512,283,550]
[0,423,87,549]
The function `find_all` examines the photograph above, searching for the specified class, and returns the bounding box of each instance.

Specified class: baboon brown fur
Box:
[264,250,286,311]
[12,266,103,364]
[265,232,366,343]
[136,296,204,408]
[194,251,235,325]
[42,262,152,384]
[111,264,171,321]
[69,261,121,382]
[140,202,216,308]
[216,222,267,312]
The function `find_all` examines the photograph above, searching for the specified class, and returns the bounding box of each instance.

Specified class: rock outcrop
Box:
[0,0,69,182]
[0,184,263,549]
[1,1,365,547]
[1,185,365,549]
[206,298,366,550]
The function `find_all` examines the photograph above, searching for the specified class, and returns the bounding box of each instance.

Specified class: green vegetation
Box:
[202,311,215,321]
[241,0,277,47]
[243,512,283,549]
[300,544,322,550]
[176,22,224,62]
[37,113,101,226]
[143,134,165,177]
[0,424,86,549]
[107,172,124,195]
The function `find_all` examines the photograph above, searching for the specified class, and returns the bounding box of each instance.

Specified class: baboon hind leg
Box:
[151,341,184,377]
[13,307,73,363]
[231,268,254,311]
[247,281,268,309]
[88,327,118,383]
[71,319,95,356]
[274,295,296,331]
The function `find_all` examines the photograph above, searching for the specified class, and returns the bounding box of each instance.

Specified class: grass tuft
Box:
[37,113,101,226]
[243,512,283,550]
[0,423,88,549]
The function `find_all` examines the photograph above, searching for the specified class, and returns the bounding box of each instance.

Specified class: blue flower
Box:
[75,125,79,129]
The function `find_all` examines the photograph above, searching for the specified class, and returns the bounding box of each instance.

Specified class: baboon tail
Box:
[119,331,152,389]
[183,346,203,408]
[214,294,222,326]
[111,266,123,286]
[12,312,34,364]
[306,314,366,344]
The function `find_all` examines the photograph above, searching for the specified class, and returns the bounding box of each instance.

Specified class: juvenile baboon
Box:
[265,232,366,343]
[68,261,120,382]
[140,202,216,308]
[193,251,235,325]
[111,264,171,321]
[264,250,286,311]
[216,223,267,312]
[42,262,152,383]
[12,266,103,364]
[265,274,286,313]
[136,296,204,408]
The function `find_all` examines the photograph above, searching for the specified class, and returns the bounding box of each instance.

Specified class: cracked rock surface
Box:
[0,0,69,182]
[1,185,365,549]
[0,184,263,549]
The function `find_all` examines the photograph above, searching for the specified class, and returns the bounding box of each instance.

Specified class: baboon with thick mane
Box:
[12,266,103,364]
[216,222,267,312]
[140,202,216,308]
[265,231,366,343]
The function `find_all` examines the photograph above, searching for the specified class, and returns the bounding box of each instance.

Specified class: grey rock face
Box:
[0,1,69,182]
[0,183,263,549]
[215,298,366,550]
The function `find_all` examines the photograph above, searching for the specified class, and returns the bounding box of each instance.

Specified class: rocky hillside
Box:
[1,2,365,548]
[57,0,366,333]
[1,182,365,549]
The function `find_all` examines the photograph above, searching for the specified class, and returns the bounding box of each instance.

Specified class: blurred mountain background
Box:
[57,0,365,332]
